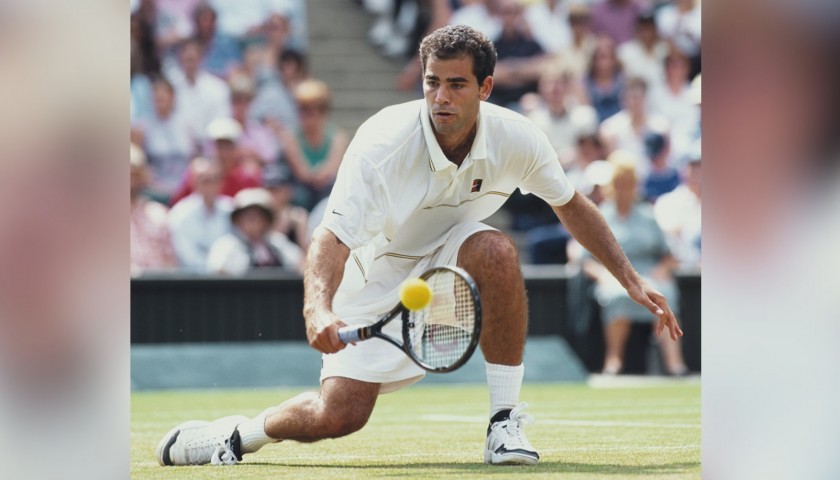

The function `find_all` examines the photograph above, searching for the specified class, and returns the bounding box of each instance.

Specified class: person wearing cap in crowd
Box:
[279,78,348,211]
[642,131,680,202]
[263,164,309,250]
[130,143,178,275]
[170,117,262,205]
[207,187,303,275]
[654,145,701,269]
[229,73,282,165]
[168,157,234,271]
[580,150,687,376]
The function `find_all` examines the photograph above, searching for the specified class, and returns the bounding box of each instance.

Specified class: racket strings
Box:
[409,271,476,369]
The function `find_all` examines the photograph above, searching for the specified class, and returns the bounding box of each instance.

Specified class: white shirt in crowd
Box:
[527,102,598,158]
[207,231,302,276]
[654,184,701,268]
[524,0,572,53]
[168,193,234,271]
[617,39,669,92]
[650,84,700,166]
[167,66,232,141]
[656,2,702,57]
[449,3,502,41]
[599,110,671,178]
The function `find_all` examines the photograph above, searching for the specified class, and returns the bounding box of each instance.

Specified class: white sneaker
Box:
[156,415,249,466]
[484,403,539,465]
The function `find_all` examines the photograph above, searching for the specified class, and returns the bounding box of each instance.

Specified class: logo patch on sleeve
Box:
[471,179,483,193]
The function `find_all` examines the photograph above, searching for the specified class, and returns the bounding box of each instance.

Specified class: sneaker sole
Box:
[484,449,540,466]
[156,421,209,466]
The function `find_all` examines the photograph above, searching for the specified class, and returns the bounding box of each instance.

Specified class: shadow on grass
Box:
[244,460,700,475]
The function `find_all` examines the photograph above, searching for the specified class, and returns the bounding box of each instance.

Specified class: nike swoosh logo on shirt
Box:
[332,209,344,216]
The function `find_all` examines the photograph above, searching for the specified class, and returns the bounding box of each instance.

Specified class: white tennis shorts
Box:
[320,221,494,394]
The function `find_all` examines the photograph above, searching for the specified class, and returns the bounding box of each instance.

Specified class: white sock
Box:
[237,410,277,454]
[486,362,524,419]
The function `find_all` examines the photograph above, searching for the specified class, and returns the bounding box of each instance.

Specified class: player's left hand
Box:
[626,281,683,340]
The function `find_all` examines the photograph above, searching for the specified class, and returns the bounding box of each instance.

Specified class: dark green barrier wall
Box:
[131,267,700,372]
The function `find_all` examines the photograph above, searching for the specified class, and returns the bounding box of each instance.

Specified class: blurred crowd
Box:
[130,0,343,275]
[130,0,701,286]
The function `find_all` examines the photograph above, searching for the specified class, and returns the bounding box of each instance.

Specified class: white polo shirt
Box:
[321,99,575,317]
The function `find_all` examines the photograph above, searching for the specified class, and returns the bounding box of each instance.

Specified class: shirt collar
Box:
[420,101,488,172]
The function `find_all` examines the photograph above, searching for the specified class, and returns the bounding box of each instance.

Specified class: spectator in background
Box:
[130,11,161,123]
[524,64,599,161]
[617,10,668,93]
[555,4,597,78]
[642,131,680,202]
[248,11,291,81]
[581,152,686,375]
[168,158,234,271]
[137,0,196,54]
[281,79,348,211]
[193,2,242,78]
[650,48,699,165]
[585,36,625,123]
[448,0,501,40]
[524,0,572,54]
[488,0,548,109]
[207,188,303,275]
[131,76,197,203]
[590,0,644,44]
[249,49,307,132]
[655,152,701,269]
[263,164,310,250]
[130,144,177,275]
[168,38,232,141]
[170,117,262,204]
[228,74,282,165]
[130,42,155,125]
[656,0,701,77]
[599,76,670,180]
[564,133,607,192]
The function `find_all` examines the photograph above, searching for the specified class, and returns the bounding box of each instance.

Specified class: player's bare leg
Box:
[458,230,538,465]
[259,377,379,443]
[603,317,631,374]
[457,230,527,366]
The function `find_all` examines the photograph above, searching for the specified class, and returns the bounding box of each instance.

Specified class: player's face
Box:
[423,55,493,139]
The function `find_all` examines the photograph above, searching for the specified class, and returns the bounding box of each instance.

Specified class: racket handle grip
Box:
[337,326,363,344]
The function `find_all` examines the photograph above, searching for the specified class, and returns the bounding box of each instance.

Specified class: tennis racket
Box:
[337,266,482,373]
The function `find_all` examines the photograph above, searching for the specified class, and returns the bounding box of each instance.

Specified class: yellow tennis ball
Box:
[400,278,432,311]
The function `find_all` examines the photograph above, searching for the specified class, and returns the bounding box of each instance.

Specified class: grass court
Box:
[131,380,699,479]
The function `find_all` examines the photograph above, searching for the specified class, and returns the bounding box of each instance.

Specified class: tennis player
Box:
[157,25,682,467]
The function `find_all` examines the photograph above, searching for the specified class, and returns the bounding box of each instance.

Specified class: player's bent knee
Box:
[460,230,520,267]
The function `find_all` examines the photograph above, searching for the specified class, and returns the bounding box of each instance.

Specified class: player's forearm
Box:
[552,192,641,289]
[302,227,350,319]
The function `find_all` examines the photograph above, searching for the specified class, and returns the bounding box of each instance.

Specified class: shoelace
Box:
[189,436,238,466]
[503,402,534,446]
[210,443,238,466]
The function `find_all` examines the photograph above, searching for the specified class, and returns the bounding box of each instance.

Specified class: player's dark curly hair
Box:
[419,25,497,85]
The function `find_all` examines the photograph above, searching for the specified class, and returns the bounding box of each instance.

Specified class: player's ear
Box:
[479,76,493,101]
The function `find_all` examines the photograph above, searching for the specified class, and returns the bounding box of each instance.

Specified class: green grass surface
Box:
[132,381,700,479]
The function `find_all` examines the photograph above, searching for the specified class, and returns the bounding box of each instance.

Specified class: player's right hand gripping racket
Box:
[337,266,482,373]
